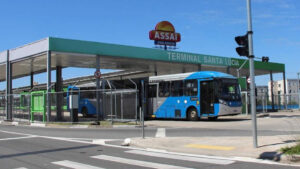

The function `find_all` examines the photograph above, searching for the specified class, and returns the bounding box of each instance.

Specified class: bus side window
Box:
[159,81,170,97]
[184,80,198,96]
[171,80,183,96]
[148,84,157,98]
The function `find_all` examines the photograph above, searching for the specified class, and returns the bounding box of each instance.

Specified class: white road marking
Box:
[1,129,299,167]
[0,135,37,141]
[14,167,28,169]
[0,129,34,136]
[126,150,234,165]
[155,128,166,137]
[52,160,106,169]
[91,155,193,169]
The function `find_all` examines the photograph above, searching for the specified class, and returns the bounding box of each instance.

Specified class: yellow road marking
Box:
[185,144,235,151]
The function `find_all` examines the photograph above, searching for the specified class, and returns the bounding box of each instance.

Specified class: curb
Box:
[70,125,89,128]
[30,123,46,127]
[0,120,142,129]
[113,125,140,128]
[12,122,19,126]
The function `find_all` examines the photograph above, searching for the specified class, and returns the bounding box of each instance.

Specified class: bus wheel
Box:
[187,108,198,121]
[82,107,88,117]
[208,116,218,121]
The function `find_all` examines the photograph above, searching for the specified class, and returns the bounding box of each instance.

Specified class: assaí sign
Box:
[149,21,181,46]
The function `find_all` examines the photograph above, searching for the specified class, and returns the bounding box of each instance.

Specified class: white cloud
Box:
[263,38,300,46]
[253,0,295,9]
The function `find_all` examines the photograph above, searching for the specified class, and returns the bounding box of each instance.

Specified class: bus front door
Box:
[200,81,214,114]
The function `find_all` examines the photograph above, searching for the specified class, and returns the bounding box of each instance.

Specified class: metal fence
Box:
[0,94,31,122]
[0,95,6,120]
[2,90,300,123]
[255,93,300,112]
[0,89,139,123]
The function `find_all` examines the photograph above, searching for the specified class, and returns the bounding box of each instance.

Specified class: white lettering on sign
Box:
[231,59,240,66]
[154,31,178,41]
[167,52,232,66]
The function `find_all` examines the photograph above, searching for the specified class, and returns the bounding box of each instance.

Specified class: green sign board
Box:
[166,51,233,66]
[49,37,284,73]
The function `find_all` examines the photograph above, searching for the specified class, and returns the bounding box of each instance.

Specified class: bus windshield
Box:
[214,78,241,101]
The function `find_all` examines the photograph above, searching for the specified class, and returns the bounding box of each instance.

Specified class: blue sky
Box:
[0,0,299,89]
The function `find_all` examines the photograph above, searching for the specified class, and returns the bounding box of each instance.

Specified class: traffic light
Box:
[262,56,269,62]
[235,33,249,57]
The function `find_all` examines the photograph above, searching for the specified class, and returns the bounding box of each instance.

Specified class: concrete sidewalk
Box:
[129,135,300,164]
[128,111,300,164]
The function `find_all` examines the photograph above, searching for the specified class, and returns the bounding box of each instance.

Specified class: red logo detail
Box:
[149,21,181,42]
[94,70,101,79]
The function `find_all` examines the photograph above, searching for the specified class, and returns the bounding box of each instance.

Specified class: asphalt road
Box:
[0,128,299,169]
[0,123,299,141]
[0,122,300,169]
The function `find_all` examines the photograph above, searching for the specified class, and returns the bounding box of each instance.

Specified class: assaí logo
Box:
[149,21,181,43]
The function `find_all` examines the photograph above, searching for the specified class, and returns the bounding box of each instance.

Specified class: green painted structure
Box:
[0,37,287,122]
[48,37,285,73]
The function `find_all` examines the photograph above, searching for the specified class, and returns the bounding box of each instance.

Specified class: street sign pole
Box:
[246,0,258,148]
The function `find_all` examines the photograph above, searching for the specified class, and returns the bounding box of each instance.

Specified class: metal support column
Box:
[283,71,287,109]
[227,66,230,74]
[46,51,51,122]
[141,80,145,138]
[101,79,105,120]
[30,72,34,89]
[29,72,34,122]
[297,73,300,110]
[56,66,63,121]
[270,71,275,111]
[96,55,101,121]
[5,50,12,121]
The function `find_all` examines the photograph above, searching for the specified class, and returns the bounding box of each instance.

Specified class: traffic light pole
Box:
[247,0,258,148]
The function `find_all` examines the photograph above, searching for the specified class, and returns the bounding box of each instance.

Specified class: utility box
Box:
[69,94,79,109]
[68,88,79,122]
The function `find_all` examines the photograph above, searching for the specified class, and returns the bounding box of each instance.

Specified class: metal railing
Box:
[255,93,300,112]
[0,88,139,123]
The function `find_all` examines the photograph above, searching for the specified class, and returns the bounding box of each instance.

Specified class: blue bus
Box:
[147,71,242,120]
[67,81,137,117]
[67,82,104,117]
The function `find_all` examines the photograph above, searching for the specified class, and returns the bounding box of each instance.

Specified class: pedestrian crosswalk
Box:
[125,150,234,165]
[14,149,235,169]
[91,155,193,169]
[52,160,106,169]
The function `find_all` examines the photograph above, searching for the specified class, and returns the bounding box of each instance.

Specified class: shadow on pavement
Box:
[259,140,297,148]
[146,118,250,122]
[199,118,250,122]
